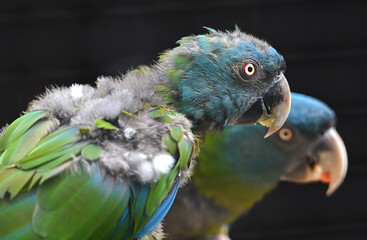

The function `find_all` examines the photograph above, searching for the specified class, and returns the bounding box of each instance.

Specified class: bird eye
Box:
[233,59,259,81]
[244,63,255,76]
[278,128,293,141]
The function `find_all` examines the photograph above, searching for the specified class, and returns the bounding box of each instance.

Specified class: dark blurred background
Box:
[0,0,366,239]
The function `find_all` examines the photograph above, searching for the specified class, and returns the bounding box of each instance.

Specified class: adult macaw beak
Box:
[280,127,348,196]
[259,73,291,137]
[237,73,291,137]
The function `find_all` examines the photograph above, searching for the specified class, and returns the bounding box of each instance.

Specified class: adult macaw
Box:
[0,27,291,239]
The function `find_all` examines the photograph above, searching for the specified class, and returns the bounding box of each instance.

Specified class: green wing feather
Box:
[0,111,47,152]
[0,111,88,200]
[0,109,196,239]
[0,190,39,239]
[33,165,129,239]
[0,165,133,240]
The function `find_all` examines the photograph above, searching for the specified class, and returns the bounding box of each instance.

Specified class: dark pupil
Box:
[247,66,253,73]
[283,131,288,136]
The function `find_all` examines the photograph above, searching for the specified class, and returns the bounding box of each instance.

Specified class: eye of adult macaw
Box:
[233,58,260,81]
[244,63,255,76]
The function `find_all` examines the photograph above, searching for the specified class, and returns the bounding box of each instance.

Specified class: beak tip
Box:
[264,126,277,138]
[250,73,291,137]
[326,186,337,197]
[263,75,291,138]
[322,128,348,196]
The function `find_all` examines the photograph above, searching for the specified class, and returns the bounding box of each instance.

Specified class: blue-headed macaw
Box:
[165,93,347,240]
[0,27,291,239]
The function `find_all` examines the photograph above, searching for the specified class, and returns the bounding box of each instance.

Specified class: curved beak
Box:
[236,73,291,137]
[259,73,291,137]
[280,127,348,196]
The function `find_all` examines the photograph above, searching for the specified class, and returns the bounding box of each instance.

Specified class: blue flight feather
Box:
[115,207,130,230]
[133,176,180,238]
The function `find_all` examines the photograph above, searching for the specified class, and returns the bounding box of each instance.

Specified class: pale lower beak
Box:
[317,128,348,196]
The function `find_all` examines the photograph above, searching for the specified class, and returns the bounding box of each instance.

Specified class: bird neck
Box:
[191,127,283,214]
[192,162,277,215]
[120,63,211,146]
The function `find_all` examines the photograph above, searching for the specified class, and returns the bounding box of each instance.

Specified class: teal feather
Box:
[203,26,219,35]
[133,185,151,234]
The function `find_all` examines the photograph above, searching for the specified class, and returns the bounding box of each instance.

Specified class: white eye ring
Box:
[244,63,256,76]
[278,128,293,141]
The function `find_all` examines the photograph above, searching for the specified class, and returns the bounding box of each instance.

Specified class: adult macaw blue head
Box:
[158,27,291,136]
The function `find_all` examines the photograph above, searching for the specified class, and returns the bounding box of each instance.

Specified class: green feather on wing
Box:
[0,110,137,239]
[0,111,92,199]
[0,108,197,239]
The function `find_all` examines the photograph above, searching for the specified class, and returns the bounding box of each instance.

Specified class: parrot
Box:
[164,92,348,240]
[0,27,291,240]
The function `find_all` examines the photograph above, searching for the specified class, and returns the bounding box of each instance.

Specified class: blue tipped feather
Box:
[203,26,219,35]
[133,177,180,238]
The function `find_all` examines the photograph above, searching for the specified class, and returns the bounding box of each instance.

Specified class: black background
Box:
[0,0,366,239]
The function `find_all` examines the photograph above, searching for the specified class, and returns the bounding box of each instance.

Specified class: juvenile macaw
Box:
[164,93,347,240]
[0,27,291,239]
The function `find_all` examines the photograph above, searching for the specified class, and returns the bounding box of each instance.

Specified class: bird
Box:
[0,27,291,240]
[164,92,347,240]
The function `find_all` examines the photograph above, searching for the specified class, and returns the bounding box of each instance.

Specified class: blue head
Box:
[287,93,336,137]
[158,27,291,135]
